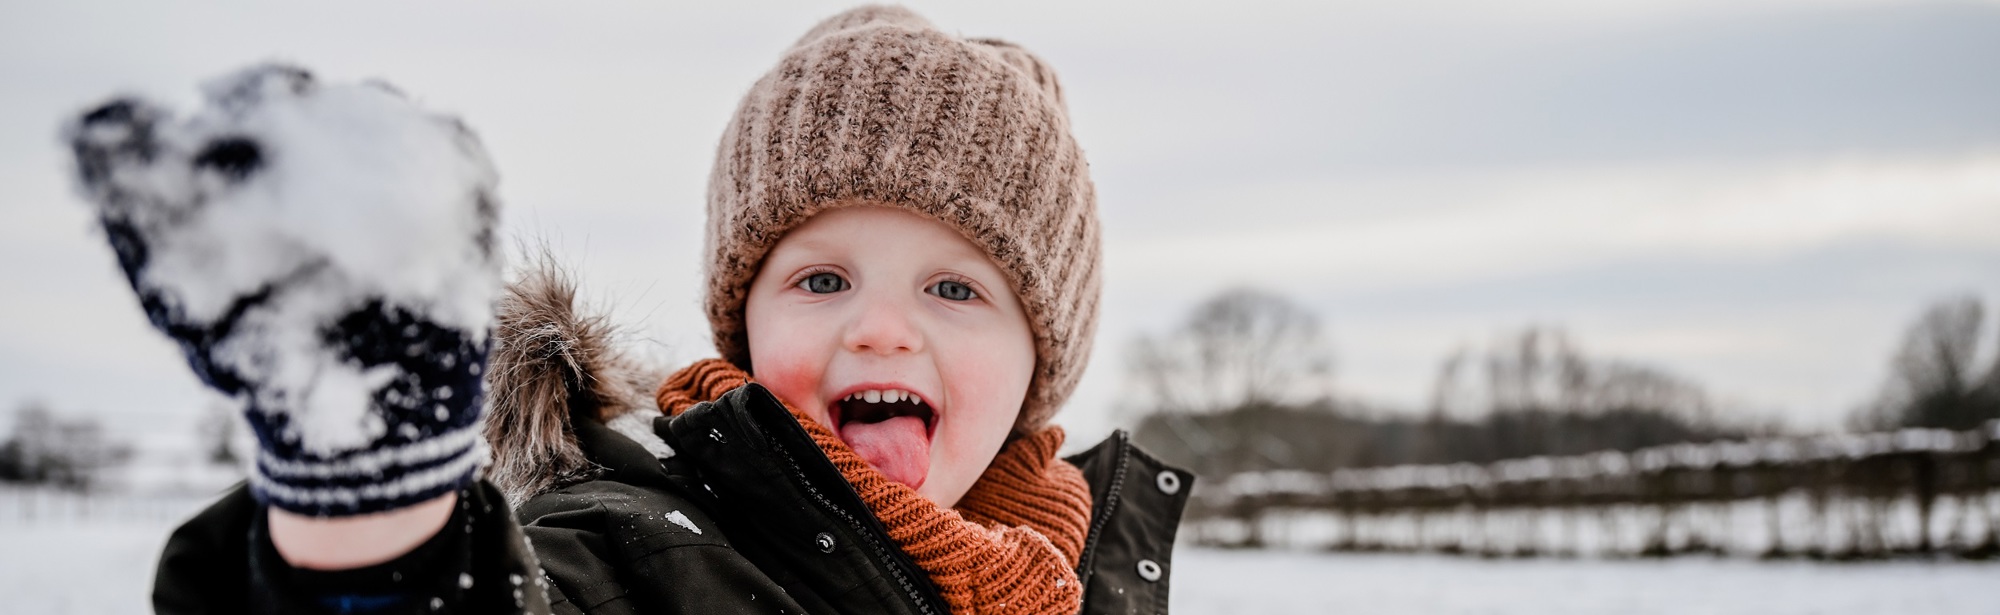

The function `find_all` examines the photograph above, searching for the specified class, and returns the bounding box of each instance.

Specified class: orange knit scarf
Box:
[656,359,1091,615]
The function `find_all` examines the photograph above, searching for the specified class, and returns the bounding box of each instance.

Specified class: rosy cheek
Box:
[937,334,1033,445]
[963,336,1033,420]
[752,349,829,425]
[747,294,832,425]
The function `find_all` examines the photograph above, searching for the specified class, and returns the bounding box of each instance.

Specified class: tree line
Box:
[1126,288,1998,482]
[0,401,132,491]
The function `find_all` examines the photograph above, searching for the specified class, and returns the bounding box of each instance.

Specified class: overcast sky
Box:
[3,0,1997,453]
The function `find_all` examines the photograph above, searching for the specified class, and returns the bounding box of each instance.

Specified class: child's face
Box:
[744,206,1035,508]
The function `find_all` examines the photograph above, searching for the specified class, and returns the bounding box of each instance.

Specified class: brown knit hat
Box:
[704,5,1101,434]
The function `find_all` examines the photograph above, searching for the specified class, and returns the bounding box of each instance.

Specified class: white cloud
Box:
[1110,151,2000,293]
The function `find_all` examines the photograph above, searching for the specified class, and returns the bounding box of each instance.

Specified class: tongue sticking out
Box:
[838,415,930,489]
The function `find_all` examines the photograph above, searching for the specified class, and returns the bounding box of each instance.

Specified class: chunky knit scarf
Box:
[656,359,1091,615]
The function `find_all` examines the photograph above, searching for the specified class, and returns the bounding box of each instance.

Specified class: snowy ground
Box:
[1171,548,1996,615]
[3,521,176,614]
[4,499,1994,614]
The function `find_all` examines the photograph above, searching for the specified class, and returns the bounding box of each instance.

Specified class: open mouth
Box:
[828,387,937,489]
[830,388,937,436]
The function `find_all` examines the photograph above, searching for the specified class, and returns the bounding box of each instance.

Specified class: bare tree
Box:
[1854,295,2000,430]
[1426,326,1725,460]
[0,401,133,491]
[1481,328,1593,415]
[1126,287,1336,416]
[1124,288,1342,479]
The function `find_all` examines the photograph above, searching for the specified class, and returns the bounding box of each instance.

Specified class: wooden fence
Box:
[0,486,221,525]
[1192,421,2000,559]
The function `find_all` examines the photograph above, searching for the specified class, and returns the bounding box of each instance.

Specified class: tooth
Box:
[893,390,909,403]
[864,390,882,403]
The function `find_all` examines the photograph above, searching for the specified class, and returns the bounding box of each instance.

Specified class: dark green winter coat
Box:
[153,383,1193,614]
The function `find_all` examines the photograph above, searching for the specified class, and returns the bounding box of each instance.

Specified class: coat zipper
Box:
[1073,430,1132,591]
[765,430,945,615]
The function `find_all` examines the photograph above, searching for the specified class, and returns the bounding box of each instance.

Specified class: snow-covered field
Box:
[1171,548,1996,615]
[4,496,1994,614]
[4,520,178,614]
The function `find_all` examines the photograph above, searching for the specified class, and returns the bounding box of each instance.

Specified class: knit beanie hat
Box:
[704,5,1101,434]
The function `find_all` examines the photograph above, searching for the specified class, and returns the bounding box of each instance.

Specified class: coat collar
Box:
[1066,429,1194,613]
[667,383,952,615]
[564,381,1195,615]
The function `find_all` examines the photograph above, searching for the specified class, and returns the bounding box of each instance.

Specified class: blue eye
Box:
[929,280,976,301]
[800,272,848,294]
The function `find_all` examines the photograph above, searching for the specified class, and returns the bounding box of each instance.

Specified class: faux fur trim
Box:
[481,254,669,507]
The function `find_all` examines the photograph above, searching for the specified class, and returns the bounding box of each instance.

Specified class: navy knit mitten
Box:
[65,64,502,517]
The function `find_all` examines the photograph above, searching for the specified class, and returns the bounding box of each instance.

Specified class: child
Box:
[72,6,1190,615]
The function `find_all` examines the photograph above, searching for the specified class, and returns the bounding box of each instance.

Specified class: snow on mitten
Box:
[65,64,501,517]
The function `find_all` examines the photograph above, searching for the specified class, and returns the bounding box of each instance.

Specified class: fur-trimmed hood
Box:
[480,259,676,506]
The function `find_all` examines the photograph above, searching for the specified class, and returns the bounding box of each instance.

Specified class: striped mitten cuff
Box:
[244,303,493,516]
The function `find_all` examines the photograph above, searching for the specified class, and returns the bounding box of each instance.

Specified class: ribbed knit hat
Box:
[705,5,1101,434]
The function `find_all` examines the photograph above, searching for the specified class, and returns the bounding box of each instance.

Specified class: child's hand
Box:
[65,64,502,517]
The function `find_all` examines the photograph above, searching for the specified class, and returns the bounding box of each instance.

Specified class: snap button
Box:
[1136,559,1162,582]
[814,532,837,553]
[1155,470,1181,495]
[708,428,727,444]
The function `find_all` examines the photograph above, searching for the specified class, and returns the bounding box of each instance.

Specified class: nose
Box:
[841,286,925,356]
